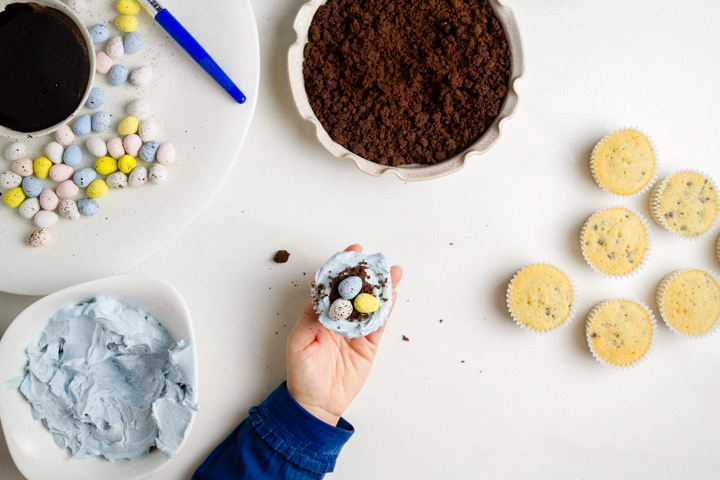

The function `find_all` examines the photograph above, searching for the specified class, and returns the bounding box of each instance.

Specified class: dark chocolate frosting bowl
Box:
[288,0,524,181]
[0,0,95,138]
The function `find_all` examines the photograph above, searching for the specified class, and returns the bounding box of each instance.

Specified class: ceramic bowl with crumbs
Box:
[506,264,575,332]
[656,269,720,337]
[590,128,658,195]
[580,207,650,277]
[586,299,656,368]
[651,171,719,239]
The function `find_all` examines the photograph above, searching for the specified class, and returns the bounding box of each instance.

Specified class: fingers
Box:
[344,244,362,253]
[287,300,322,353]
[390,265,403,290]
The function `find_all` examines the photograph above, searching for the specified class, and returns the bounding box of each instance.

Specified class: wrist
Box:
[286,383,341,426]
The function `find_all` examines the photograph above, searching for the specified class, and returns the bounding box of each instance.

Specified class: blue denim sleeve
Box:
[192,382,354,480]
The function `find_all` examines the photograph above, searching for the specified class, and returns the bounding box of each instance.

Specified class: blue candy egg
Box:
[139,140,160,163]
[72,114,92,136]
[62,144,82,167]
[338,276,362,300]
[109,65,129,86]
[22,176,42,198]
[92,111,111,133]
[78,198,99,217]
[74,168,97,188]
[89,24,109,44]
[86,87,106,109]
[124,32,144,54]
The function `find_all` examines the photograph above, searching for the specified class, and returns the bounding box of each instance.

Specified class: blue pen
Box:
[138,0,246,104]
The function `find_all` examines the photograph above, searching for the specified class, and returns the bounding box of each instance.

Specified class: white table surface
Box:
[2,0,720,478]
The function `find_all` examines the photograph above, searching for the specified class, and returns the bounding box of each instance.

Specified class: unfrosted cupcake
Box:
[586,299,655,367]
[656,270,720,336]
[581,207,649,276]
[591,128,657,195]
[506,264,575,331]
[716,233,720,265]
[651,171,718,238]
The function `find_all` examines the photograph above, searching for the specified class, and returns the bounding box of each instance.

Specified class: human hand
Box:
[286,244,403,426]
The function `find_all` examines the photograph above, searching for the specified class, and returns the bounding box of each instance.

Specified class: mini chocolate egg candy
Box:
[124,31,144,54]
[12,159,33,177]
[4,142,26,161]
[96,51,113,74]
[95,156,118,175]
[34,157,53,179]
[34,210,58,228]
[106,171,128,189]
[87,179,109,199]
[140,141,159,163]
[0,171,22,189]
[22,177,43,197]
[59,199,80,220]
[109,65,129,86]
[91,111,111,133]
[138,119,157,142]
[107,137,125,159]
[115,15,138,33]
[39,189,59,211]
[86,137,107,157]
[49,164,74,182]
[116,0,140,15]
[45,142,64,164]
[123,134,142,156]
[54,125,75,146]
[156,143,176,166]
[128,166,147,187]
[106,36,124,59]
[86,87,106,109]
[28,228,51,248]
[131,66,152,87]
[56,180,79,198]
[73,114,92,136]
[78,198,99,216]
[126,98,149,118]
[118,115,139,135]
[354,293,380,314]
[328,298,354,321]
[89,24,109,43]
[62,144,82,167]
[338,276,362,300]
[118,155,137,174]
[74,168,97,188]
[4,187,25,208]
[19,197,40,219]
[149,163,167,184]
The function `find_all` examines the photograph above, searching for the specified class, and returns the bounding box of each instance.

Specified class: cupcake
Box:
[312,251,393,338]
[651,171,718,238]
[580,207,649,277]
[586,299,655,367]
[656,270,720,336]
[506,264,575,331]
[591,128,657,195]
[716,233,720,266]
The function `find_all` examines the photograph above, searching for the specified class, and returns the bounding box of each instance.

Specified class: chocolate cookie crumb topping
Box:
[273,250,290,263]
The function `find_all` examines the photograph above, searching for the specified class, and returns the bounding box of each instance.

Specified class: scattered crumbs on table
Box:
[402,335,409,341]
[439,319,443,323]
[273,250,290,263]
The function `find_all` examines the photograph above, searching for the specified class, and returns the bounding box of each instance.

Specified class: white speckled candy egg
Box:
[54,125,75,146]
[106,171,128,189]
[123,134,142,156]
[39,189,59,211]
[328,299,354,321]
[28,228,51,247]
[126,98,149,118]
[49,164,74,183]
[131,66,152,86]
[96,51,113,74]
[19,198,40,219]
[128,166,148,187]
[56,180,79,199]
[5,142,26,161]
[138,120,157,142]
[45,142,64,164]
[106,36,124,59]
[1,171,22,189]
[86,137,107,157]
[59,199,80,220]
[156,143,175,166]
[149,164,167,184]
[12,159,34,177]
[107,137,125,159]
[34,210,59,228]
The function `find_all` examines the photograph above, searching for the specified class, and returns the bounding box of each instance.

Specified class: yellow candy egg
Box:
[116,0,140,15]
[354,293,380,314]
[4,187,25,208]
[115,15,138,33]
[33,156,53,179]
[95,156,118,175]
[118,116,139,135]
[118,155,137,174]
[87,179,109,199]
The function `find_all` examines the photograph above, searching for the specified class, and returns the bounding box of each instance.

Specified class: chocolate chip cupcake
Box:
[651,171,719,239]
[591,128,658,196]
[506,264,575,332]
[656,270,720,337]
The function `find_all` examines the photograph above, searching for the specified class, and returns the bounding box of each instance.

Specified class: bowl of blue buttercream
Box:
[0,274,198,480]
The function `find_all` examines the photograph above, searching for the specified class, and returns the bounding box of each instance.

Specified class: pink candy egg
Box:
[12,158,33,177]
[123,134,142,157]
[39,189,59,211]
[156,143,176,165]
[56,180,79,198]
[107,137,125,159]
[54,125,75,146]
[96,51,113,74]
[49,164,74,182]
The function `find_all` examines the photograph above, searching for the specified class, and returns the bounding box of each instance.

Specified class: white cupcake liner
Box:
[590,126,660,197]
[656,269,720,339]
[580,206,652,279]
[506,263,578,334]
[585,299,657,370]
[716,233,720,266]
[650,169,720,241]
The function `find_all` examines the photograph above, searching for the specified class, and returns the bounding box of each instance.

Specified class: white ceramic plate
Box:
[0,0,260,295]
[0,274,197,480]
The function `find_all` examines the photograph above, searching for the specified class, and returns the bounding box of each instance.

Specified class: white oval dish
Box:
[288,0,525,182]
[0,274,197,480]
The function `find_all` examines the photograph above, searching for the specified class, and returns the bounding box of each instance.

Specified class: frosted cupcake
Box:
[591,128,657,195]
[586,299,655,367]
[312,251,393,338]
[651,171,718,238]
[580,207,649,277]
[506,264,575,331]
[656,270,720,336]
